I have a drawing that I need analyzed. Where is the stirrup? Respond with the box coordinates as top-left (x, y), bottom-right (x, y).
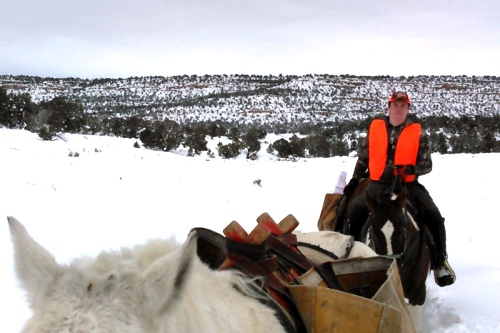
top-left (433, 259), bottom-right (456, 287)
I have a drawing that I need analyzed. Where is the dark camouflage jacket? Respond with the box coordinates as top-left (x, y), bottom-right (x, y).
top-left (352, 114), bottom-right (432, 182)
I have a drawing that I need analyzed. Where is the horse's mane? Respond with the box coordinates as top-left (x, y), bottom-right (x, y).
top-left (68, 237), bottom-right (265, 301)
top-left (70, 238), bottom-right (178, 277)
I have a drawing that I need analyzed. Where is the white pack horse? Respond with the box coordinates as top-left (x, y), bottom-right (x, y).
top-left (8, 216), bottom-right (375, 333)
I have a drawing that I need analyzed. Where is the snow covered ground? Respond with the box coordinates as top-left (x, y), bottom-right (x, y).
top-left (1, 128), bottom-right (499, 332)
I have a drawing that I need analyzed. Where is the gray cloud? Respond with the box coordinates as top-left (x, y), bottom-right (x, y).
top-left (1, 0), bottom-right (498, 78)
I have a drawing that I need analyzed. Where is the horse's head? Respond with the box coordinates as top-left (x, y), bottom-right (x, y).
top-left (8, 216), bottom-right (197, 333)
top-left (363, 188), bottom-right (408, 256)
top-left (362, 186), bottom-right (431, 308)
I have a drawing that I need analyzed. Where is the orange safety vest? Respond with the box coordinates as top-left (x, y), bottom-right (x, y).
top-left (368, 119), bottom-right (421, 183)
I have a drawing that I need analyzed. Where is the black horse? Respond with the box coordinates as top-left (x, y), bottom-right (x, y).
top-left (360, 187), bottom-right (431, 307)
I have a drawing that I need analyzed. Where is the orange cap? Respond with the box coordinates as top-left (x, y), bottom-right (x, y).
top-left (388, 91), bottom-right (411, 104)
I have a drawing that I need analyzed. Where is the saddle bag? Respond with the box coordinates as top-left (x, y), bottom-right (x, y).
top-left (288, 256), bottom-right (416, 333)
top-left (317, 193), bottom-right (343, 231)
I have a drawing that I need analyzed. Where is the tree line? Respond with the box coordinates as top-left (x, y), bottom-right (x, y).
top-left (0, 87), bottom-right (498, 158)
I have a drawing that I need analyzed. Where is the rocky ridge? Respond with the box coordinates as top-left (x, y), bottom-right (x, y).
top-left (1, 74), bottom-right (499, 127)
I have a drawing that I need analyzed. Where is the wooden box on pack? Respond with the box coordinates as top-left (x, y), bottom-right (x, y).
top-left (288, 256), bottom-right (416, 333)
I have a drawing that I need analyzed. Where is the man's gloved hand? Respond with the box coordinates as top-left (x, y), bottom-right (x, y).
top-left (403, 165), bottom-right (416, 175)
top-left (343, 178), bottom-right (359, 197)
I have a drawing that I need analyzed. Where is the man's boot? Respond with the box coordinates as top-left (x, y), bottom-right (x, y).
top-left (434, 253), bottom-right (456, 287)
top-left (432, 218), bottom-right (456, 287)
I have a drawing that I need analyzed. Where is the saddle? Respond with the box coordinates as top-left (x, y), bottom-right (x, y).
top-left (317, 178), bottom-right (370, 233)
top-left (192, 213), bottom-right (320, 333)
top-left (191, 213), bottom-right (415, 333)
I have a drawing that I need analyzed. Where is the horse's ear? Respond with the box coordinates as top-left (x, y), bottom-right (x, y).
top-left (137, 230), bottom-right (197, 315)
top-left (364, 190), bottom-right (377, 213)
top-left (8, 216), bottom-right (63, 308)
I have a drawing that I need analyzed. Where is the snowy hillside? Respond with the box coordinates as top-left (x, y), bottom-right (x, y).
top-left (1, 127), bottom-right (499, 332)
top-left (2, 74), bottom-right (499, 126)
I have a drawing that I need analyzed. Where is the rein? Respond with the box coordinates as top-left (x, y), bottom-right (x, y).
top-left (386, 172), bottom-right (410, 262)
top-left (379, 207), bottom-right (409, 262)
top-left (383, 253), bottom-right (404, 260)
top-left (296, 237), bottom-right (355, 260)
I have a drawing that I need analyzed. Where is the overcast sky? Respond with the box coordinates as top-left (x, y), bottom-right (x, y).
top-left (1, 0), bottom-right (499, 79)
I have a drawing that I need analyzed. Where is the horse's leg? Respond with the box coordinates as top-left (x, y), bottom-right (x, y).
top-left (408, 305), bottom-right (423, 333)
top-left (346, 195), bottom-right (370, 239)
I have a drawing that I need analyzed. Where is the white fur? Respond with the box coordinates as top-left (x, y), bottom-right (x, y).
top-left (381, 221), bottom-right (395, 254)
top-left (8, 217), bottom-right (286, 333)
top-left (294, 230), bottom-right (376, 265)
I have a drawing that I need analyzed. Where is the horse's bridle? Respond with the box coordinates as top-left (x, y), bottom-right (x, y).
top-left (367, 202), bottom-right (410, 264)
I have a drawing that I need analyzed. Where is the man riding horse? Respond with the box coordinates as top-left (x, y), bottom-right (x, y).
top-left (342, 91), bottom-right (456, 287)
